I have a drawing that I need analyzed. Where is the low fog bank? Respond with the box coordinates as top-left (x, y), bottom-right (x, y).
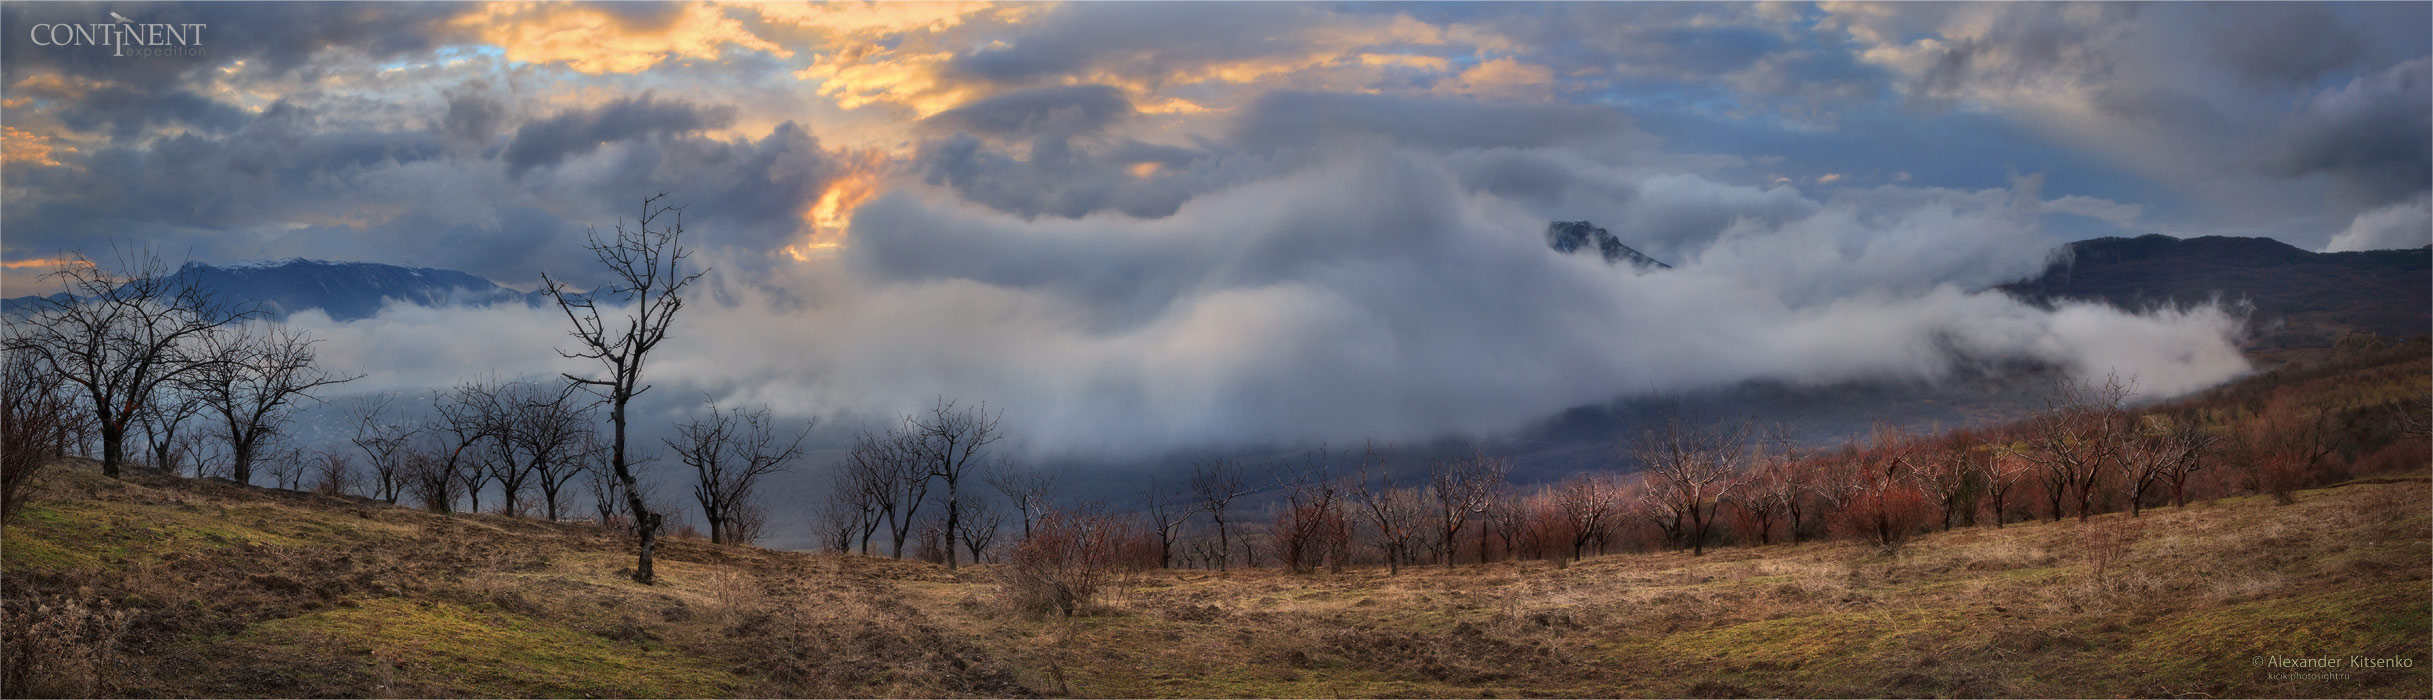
top-left (280, 145), bottom-right (2253, 549)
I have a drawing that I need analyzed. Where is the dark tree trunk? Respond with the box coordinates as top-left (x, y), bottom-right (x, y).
top-left (613, 397), bottom-right (657, 585)
top-left (100, 421), bottom-right (127, 479)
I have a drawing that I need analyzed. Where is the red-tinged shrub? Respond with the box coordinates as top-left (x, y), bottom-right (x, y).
top-left (1000, 507), bottom-right (1128, 618)
top-left (1829, 481), bottom-right (1933, 550)
top-left (2349, 438), bottom-right (2431, 478)
top-left (1724, 501), bottom-right (1776, 548)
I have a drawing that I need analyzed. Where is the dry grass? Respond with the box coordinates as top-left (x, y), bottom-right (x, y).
top-left (885, 471), bottom-right (2431, 698)
top-left (4, 458), bottom-right (2426, 698)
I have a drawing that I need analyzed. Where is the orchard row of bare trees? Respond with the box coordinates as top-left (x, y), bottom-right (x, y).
top-left (922, 366), bottom-right (2412, 582)
top-left (822, 399), bottom-right (1016, 569)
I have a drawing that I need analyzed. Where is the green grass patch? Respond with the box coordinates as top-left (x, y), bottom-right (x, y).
top-left (2130, 580), bottom-right (2431, 687)
top-left (1, 500), bottom-right (308, 573)
top-left (243, 598), bottom-right (742, 698)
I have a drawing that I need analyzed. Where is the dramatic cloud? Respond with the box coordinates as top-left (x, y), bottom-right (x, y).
top-left (2263, 57), bottom-right (2433, 210)
top-left (290, 146), bottom-right (2251, 465)
top-left (504, 94), bottom-right (740, 176)
top-left (922, 84), bottom-right (1136, 138)
top-left (10, 1), bottom-right (2424, 502)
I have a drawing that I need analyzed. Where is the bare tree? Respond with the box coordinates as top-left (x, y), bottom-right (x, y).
top-left (1731, 435), bottom-right (1798, 546)
top-left (906, 398), bottom-right (1000, 570)
top-left (428, 380), bottom-right (502, 514)
top-left (348, 394), bottom-right (421, 504)
top-left (1483, 490), bottom-right (1528, 562)
top-left (185, 323), bottom-right (359, 485)
top-left (2153, 410), bottom-right (2219, 509)
top-left (727, 501), bottom-right (772, 546)
top-left (1350, 456), bottom-right (1427, 575)
top-left (546, 193), bottom-right (706, 585)
top-left (834, 432), bottom-right (904, 555)
top-left (7, 251), bottom-right (249, 478)
top-left (2021, 374), bottom-right (2132, 521)
top-left (1833, 425), bottom-right (1924, 549)
top-left (1189, 458), bottom-right (1255, 571)
top-left (988, 465), bottom-right (1059, 539)
top-left (849, 427), bottom-right (931, 558)
top-left (506, 382), bottom-right (596, 521)
top-left (584, 437), bottom-right (631, 528)
top-left (1425, 451), bottom-right (1508, 567)
top-left (2102, 413), bottom-right (2179, 517)
top-left (308, 449), bottom-right (357, 497)
top-left (1981, 437), bottom-right (2029, 527)
top-left (1144, 480), bottom-right (1193, 569)
top-left (1273, 450), bottom-right (1351, 574)
top-left (1905, 432), bottom-right (1986, 531)
top-left (480, 382), bottom-right (538, 517)
top-left (134, 383), bottom-right (206, 475)
top-left (401, 439), bottom-right (462, 513)
top-left (958, 497), bottom-right (1005, 564)
top-left (1634, 417), bottom-right (1748, 555)
top-left (666, 401), bottom-right (808, 545)
top-left (261, 444), bottom-right (307, 490)
top-left (1, 347), bottom-right (74, 521)
top-left (818, 490), bottom-right (864, 553)
top-left (1552, 473), bottom-right (1622, 561)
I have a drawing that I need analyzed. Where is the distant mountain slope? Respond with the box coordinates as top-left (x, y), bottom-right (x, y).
top-left (2, 259), bottom-right (553, 322)
top-left (1998, 235), bottom-right (2431, 351)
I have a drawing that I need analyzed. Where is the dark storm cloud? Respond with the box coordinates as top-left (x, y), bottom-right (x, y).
top-left (4, 101), bottom-right (445, 240)
top-left (922, 84), bottom-right (1136, 138)
top-left (15, 80), bottom-right (249, 142)
top-left (2204, 4), bottom-right (2367, 87)
top-left (2262, 58), bottom-right (2432, 208)
top-left (908, 132), bottom-right (1244, 220)
top-left (582, 121), bottom-right (850, 255)
top-left (2, 79), bottom-right (853, 284)
top-left (1233, 91), bottom-right (1633, 152)
top-left (502, 94), bottom-right (740, 177)
top-left (941, 2), bottom-right (1334, 86)
top-left (441, 84), bottom-right (507, 148)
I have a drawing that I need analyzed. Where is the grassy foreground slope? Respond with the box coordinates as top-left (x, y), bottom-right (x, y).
top-left (5, 460), bottom-right (2427, 698)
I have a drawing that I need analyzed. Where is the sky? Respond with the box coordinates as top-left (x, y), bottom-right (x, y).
top-left (0, 2), bottom-right (2424, 466)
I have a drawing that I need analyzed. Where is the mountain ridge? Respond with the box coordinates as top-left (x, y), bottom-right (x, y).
top-left (2, 258), bottom-right (564, 322)
top-left (1997, 233), bottom-right (2431, 352)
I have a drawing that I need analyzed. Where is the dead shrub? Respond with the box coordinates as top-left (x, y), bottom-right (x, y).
top-left (705, 567), bottom-right (764, 622)
top-left (2075, 518), bottom-right (2142, 588)
top-left (3, 596), bottom-right (134, 697)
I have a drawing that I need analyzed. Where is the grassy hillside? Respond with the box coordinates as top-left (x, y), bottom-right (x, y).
top-left (5, 457), bottom-right (2425, 698)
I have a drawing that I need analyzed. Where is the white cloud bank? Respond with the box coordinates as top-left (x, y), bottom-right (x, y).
top-left (2324, 193), bottom-right (2433, 252)
top-left (290, 146), bottom-right (2251, 459)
